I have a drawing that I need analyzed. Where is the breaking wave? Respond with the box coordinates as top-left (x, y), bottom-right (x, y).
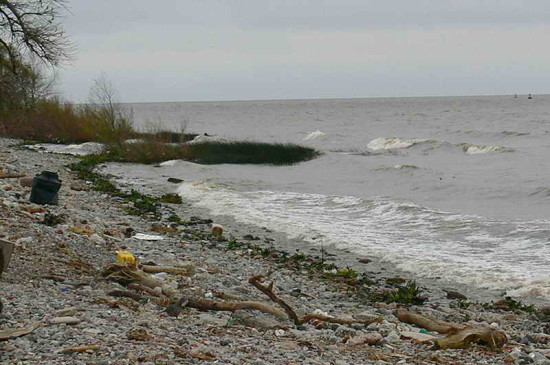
top-left (177, 182), bottom-right (550, 300)
top-left (303, 130), bottom-right (327, 140)
top-left (459, 143), bottom-right (514, 154)
top-left (367, 137), bottom-right (514, 155)
top-left (367, 137), bottom-right (438, 151)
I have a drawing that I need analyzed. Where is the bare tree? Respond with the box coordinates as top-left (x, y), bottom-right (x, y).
top-left (0, 0), bottom-right (72, 68)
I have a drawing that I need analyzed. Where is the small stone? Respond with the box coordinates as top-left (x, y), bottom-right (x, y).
top-left (89, 234), bottom-right (105, 244)
top-left (347, 332), bottom-right (383, 346)
top-left (167, 177), bottom-right (184, 183)
top-left (384, 331), bottom-right (401, 343)
top-left (19, 176), bottom-right (33, 187)
top-left (445, 290), bottom-right (467, 301)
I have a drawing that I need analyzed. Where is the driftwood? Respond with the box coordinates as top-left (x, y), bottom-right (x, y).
top-left (59, 345), bottom-right (101, 354)
top-left (140, 265), bottom-right (191, 276)
top-left (101, 264), bottom-right (176, 297)
top-left (101, 265), bottom-right (382, 326)
top-left (107, 289), bottom-right (287, 318)
top-left (435, 326), bottom-right (508, 349)
top-left (186, 297), bottom-right (287, 319)
top-left (249, 275), bottom-right (382, 326)
top-left (396, 309), bottom-right (507, 349)
top-left (0, 322), bottom-right (42, 341)
top-left (0, 173), bottom-right (25, 179)
top-left (396, 309), bottom-right (465, 334)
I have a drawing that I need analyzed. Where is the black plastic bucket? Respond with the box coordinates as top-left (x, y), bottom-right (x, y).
top-left (29, 171), bottom-right (62, 205)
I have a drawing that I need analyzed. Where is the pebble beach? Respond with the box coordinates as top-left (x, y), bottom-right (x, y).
top-left (1, 137), bottom-right (549, 365)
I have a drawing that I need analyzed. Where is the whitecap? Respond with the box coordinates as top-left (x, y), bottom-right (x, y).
top-left (24, 142), bottom-right (105, 156)
top-left (460, 143), bottom-right (514, 154)
top-left (303, 130), bottom-right (327, 140)
top-left (367, 137), bottom-right (435, 151)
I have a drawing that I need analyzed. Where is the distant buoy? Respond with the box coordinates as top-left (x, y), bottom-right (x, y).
top-left (528, 94), bottom-right (533, 100)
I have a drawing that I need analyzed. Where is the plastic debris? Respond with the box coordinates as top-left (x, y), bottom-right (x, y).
top-left (117, 251), bottom-right (137, 264)
top-left (133, 233), bottom-right (163, 241)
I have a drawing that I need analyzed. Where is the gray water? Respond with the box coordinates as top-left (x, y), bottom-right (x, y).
top-left (119, 95), bottom-right (550, 300)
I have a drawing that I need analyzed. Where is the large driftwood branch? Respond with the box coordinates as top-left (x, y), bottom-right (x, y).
top-left (396, 309), bottom-right (465, 334)
top-left (249, 275), bottom-right (300, 324)
top-left (396, 309), bottom-right (507, 349)
top-left (101, 264), bottom-right (176, 297)
top-left (186, 297), bottom-right (287, 319)
top-left (106, 284), bottom-right (287, 318)
top-left (140, 265), bottom-right (191, 276)
top-left (249, 274), bottom-right (382, 326)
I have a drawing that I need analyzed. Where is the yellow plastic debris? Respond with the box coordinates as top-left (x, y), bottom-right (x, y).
top-left (117, 250), bottom-right (137, 264)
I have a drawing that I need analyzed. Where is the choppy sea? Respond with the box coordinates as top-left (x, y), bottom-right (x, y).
top-left (117, 95), bottom-right (550, 301)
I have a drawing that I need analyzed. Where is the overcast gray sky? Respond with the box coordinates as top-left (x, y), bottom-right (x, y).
top-left (59, 0), bottom-right (550, 102)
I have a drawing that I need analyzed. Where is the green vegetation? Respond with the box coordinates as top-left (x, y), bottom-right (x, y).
top-left (387, 280), bottom-right (427, 305)
top-left (367, 280), bottom-right (427, 305)
top-left (1, 2), bottom-right (319, 167)
top-left (69, 157), bottom-right (181, 217)
top-left (187, 141), bottom-right (320, 166)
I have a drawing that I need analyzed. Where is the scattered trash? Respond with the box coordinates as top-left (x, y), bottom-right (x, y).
top-left (117, 250), bottom-right (137, 264)
top-left (133, 233), bottom-right (163, 241)
top-left (29, 171), bottom-right (62, 205)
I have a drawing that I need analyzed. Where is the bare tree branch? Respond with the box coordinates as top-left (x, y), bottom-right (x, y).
top-left (0, 0), bottom-right (73, 67)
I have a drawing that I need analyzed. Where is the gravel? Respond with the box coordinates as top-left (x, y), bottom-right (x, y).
top-left (1, 137), bottom-right (549, 364)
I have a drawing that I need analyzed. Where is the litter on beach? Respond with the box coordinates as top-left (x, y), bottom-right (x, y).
top-left (133, 233), bottom-right (164, 241)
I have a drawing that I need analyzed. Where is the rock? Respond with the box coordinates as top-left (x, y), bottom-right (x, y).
top-left (89, 233), bottom-right (106, 244)
top-left (444, 290), bottom-right (467, 300)
top-left (42, 213), bottom-right (66, 226)
top-left (536, 306), bottom-right (550, 322)
top-left (190, 216), bottom-right (213, 224)
top-left (233, 311), bottom-right (285, 331)
top-left (529, 352), bottom-right (550, 365)
top-left (19, 176), bottom-right (33, 187)
top-left (167, 177), bottom-right (184, 183)
top-left (126, 328), bottom-right (153, 341)
top-left (165, 297), bottom-right (188, 317)
top-left (384, 331), bottom-right (401, 343)
top-left (347, 332), bottom-right (383, 346)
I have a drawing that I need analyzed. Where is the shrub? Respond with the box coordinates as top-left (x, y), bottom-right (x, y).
top-left (187, 141), bottom-right (320, 165)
